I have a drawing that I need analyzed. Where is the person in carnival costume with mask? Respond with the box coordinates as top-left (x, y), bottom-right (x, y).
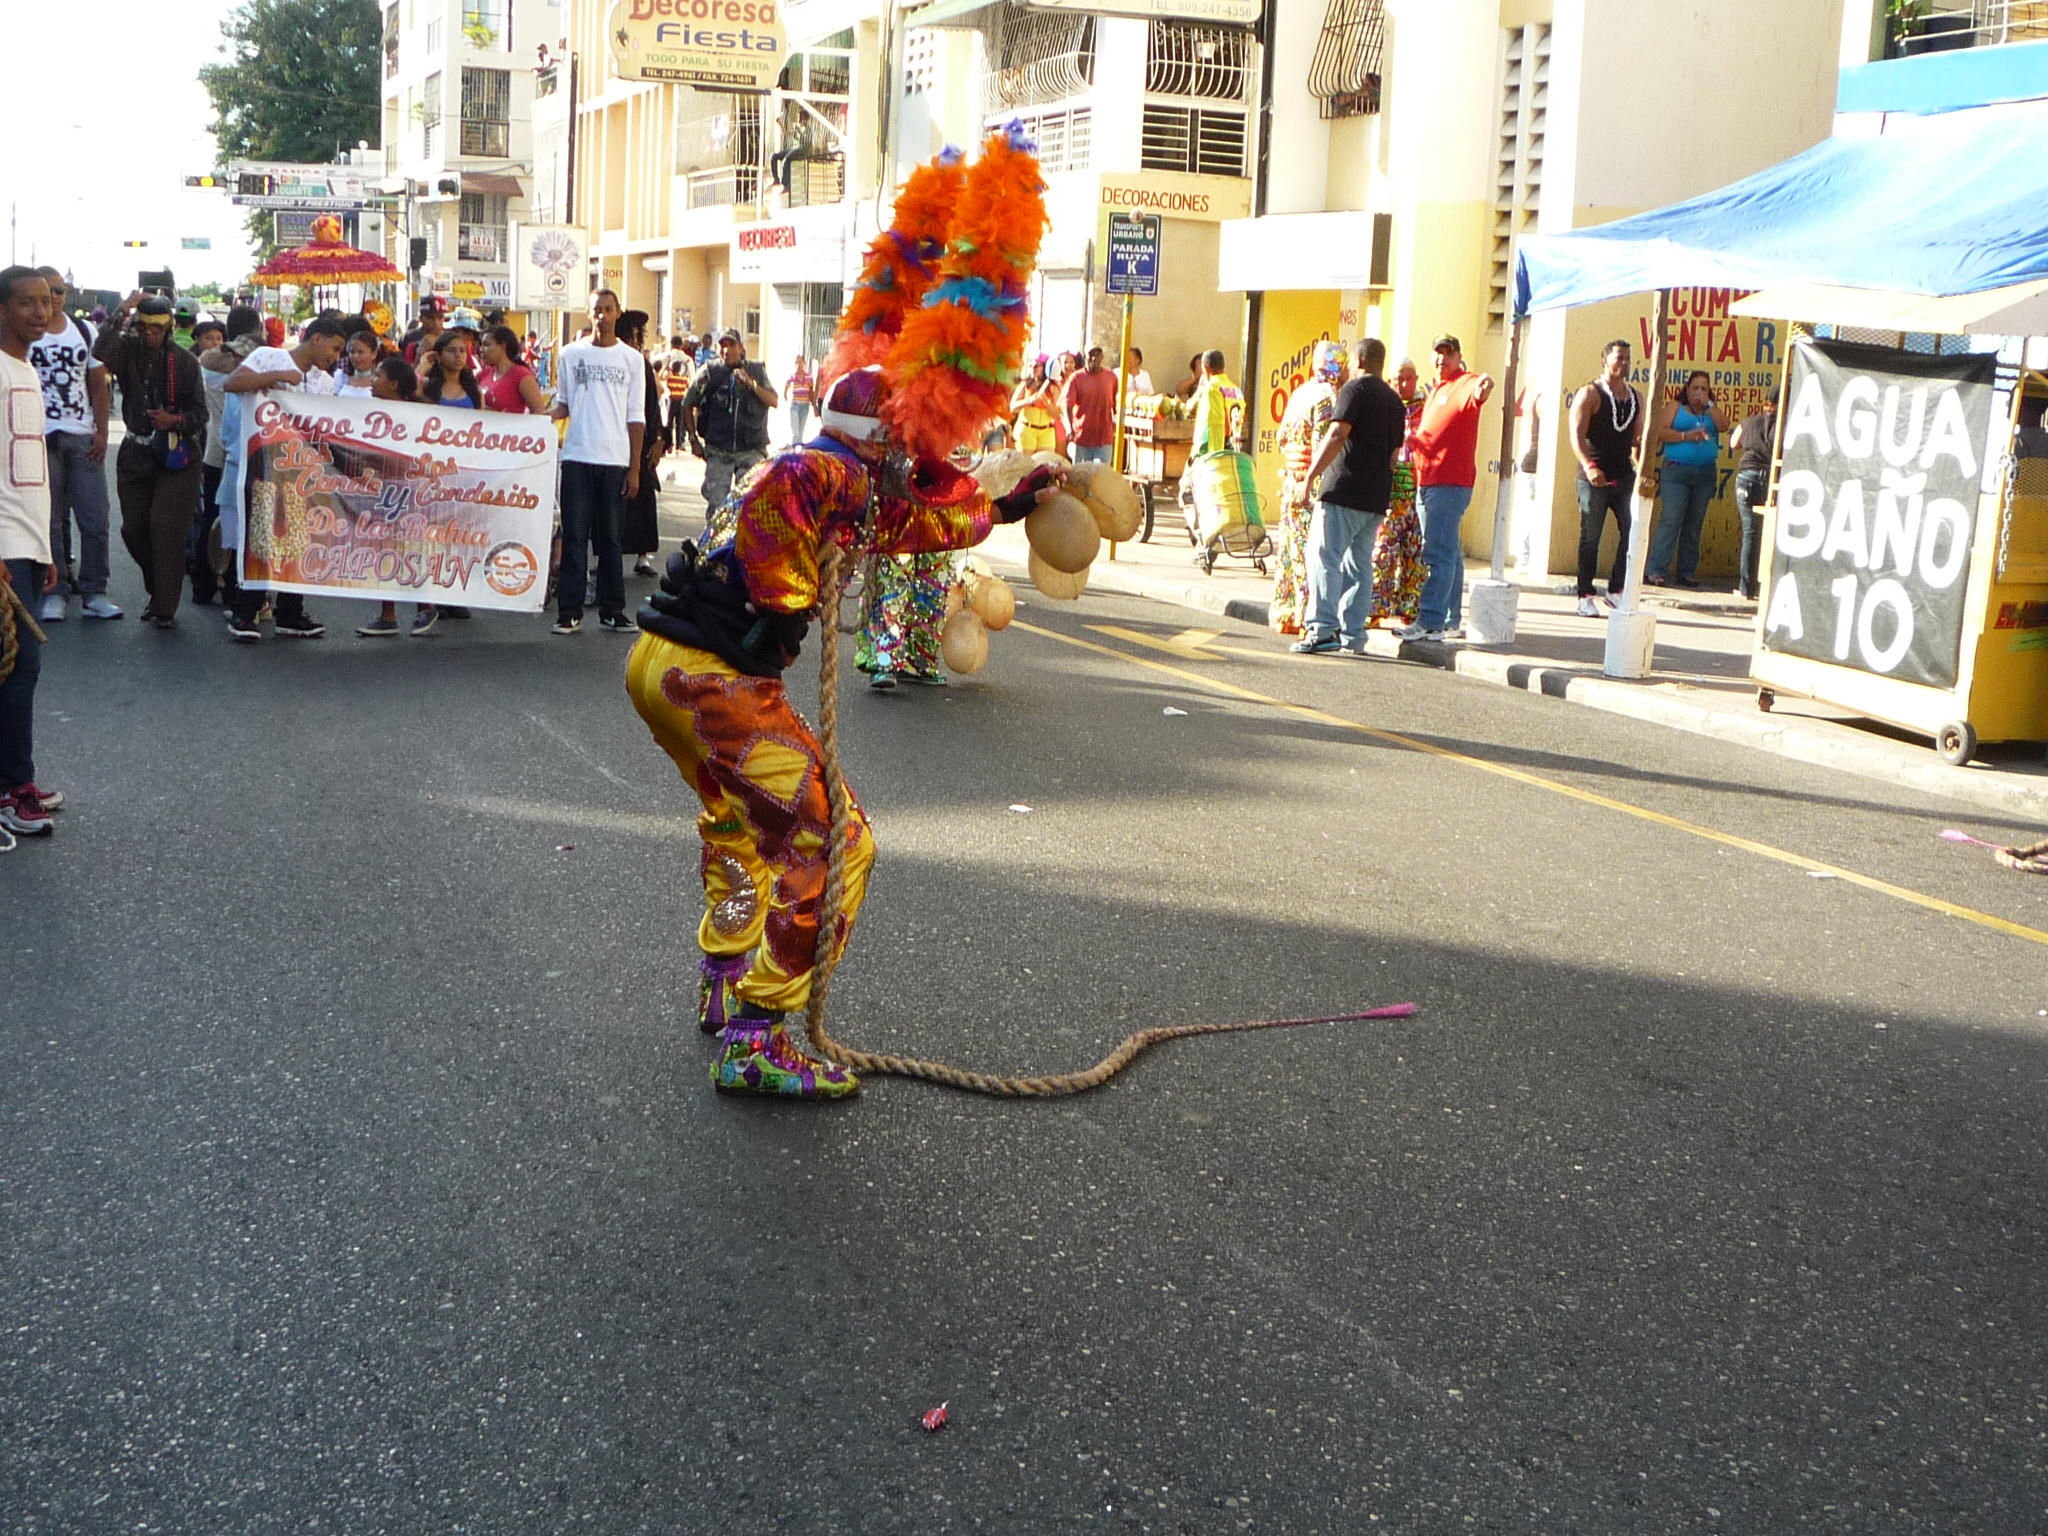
top-left (627, 127), bottom-right (1061, 1100)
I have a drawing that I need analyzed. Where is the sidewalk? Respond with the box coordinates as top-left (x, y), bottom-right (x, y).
top-left (976, 518), bottom-right (2048, 824)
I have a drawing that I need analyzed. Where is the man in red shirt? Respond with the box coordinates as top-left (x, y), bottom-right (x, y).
top-left (1060, 345), bottom-right (1120, 465)
top-left (1398, 334), bottom-right (1494, 641)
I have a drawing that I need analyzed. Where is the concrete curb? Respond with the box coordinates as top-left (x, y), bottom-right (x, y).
top-left (997, 547), bottom-right (2048, 826)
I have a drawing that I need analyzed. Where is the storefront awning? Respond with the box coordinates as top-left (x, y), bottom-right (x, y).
top-left (906, 0), bottom-right (1003, 27)
top-left (1729, 277), bottom-right (2048, 335)
top-left (1216, 211), bottom-right (1388, 292)
top-left (463, 171), bottom-right (525, 198)
top-left (1514, 100), bottom-right (2048, 319)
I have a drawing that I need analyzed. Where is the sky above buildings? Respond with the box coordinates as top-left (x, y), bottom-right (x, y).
top-left (0, 0), bottom-right (262, 293)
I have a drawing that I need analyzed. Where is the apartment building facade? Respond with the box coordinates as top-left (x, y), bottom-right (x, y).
top-left (546, 0), bottom-right (1848, 576)
top-left (379, 0), bottom-right (558, 323)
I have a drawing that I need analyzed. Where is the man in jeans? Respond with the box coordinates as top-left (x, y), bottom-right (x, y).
top-left (27, 268), bottom-right (120, 622)
top-left (1060, 345), bottom-right (1119, 465)
top-left (1568, 340), bottom-right (1644, 615)
top-left (1729, 391), bottom-right (1777, 601)
top-left (0, 266), bottom-right (61, 844)
top-left (550, 288), bottom-right (644, 634)
top-left (682, 327), bottom-right (775, 513)
top-left (1290, 337), bottom-right (1408, 656)
top-left (1398, 335), bottom-right (1494, 642)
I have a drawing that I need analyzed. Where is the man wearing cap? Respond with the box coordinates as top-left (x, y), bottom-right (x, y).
top-left (95, 292), bottom-right (208, 628)
top-left (680, 328), bottom-right (776, 514)
top-left (1398, 334), bottom-right (1495, 642)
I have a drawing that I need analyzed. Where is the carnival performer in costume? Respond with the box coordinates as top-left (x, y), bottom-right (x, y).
top-left (626, 127), bottom-right (1056, 1101)
top-left (1372, 356), bottom-right (1429, 626)
top-left (1269, 341), bottom-right (1346, 636)
top-left (856, 550), bottom-right (955, 690)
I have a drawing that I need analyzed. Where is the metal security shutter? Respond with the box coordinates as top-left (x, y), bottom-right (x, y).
top-left (1140, 105), bottom-right (1246, 177)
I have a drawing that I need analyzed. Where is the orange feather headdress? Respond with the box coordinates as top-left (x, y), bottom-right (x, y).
top-left (821, 147), bottom-right (966, 389)
top-left (881, 123), bottom-right (1049, 463)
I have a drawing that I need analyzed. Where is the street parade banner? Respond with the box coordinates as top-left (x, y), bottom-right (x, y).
top-left (239, 391), bottom-right (556, 610)
top-left (1763, 339), bottom-right (1996, 690)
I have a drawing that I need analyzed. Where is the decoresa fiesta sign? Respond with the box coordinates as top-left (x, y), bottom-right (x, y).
top-left (608, 0), bottom-right (785, 92)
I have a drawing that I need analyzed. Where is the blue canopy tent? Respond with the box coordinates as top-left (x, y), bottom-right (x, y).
top-left (1473, 99), bottom-right (2048, 672)
top-left (1513, 99), bottom-right (2048, 319)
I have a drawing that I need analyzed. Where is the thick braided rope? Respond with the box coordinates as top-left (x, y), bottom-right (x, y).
top-left (800, 542), bottom-right (1418, 1096)
top-left (1996, 838), bottom-right (2048, 875)
top-left (0, 578), bottom-right (49, 685)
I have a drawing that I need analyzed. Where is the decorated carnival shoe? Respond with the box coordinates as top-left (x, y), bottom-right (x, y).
top-left (697, 951), bottom-right (751, 1034)
top-left (710, 1014), bottom-right (861, 1099)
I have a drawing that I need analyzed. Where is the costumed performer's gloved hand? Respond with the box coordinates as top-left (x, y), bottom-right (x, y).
top-left (995, 464), bottom-right (1066, 523)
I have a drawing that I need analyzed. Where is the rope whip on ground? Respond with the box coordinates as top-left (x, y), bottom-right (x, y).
top-left (1997, 838), bottom-right (2048, 875)
top-left (800, 541), bottom-right (1417, 1096)
top-left (0, 578), bottom-right (48, 686)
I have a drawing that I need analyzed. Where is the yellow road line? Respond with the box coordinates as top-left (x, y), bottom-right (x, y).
top-left (1012, 618), bottom-right (2048, 951)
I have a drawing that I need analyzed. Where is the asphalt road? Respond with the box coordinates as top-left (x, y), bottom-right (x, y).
top-left (6, 485), bottom-right (2048, 1533)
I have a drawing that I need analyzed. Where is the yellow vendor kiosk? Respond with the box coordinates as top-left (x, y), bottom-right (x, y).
top-left (1750, 339), bottom-right (2048, 764)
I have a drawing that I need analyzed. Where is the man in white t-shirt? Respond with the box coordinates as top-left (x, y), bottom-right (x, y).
top-left (0, 266), bottom-right (61, 844)
top-left (220, 315), bottom-right (350, 641)
top-left (28, 267), bottom-right (119, 622)
top-left (548, 288), bottom-right (645, 634)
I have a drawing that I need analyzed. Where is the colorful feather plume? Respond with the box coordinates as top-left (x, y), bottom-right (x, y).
top-left (821, 148), bottom-right (965, 388)
top-left (882, 123), bottom-right (1049, 463)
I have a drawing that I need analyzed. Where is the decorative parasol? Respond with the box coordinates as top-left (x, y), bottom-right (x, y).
top-left (249, 215), bottom-right (404, 287)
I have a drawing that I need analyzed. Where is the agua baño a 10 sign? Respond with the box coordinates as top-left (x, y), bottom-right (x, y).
top-left (1762, 340), bottom-right (1997, 691)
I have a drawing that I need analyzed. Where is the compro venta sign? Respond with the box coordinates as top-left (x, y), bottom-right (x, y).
top-left (1763, 339), bottom-right (1995, 690)
top-left (608, 0), bottom-right (785, 92)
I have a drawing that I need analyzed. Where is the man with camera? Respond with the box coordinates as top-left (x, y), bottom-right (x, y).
top-left (93, 293), bottom-right (207, 629)
top-left (680, 327), bottom-right (776, 514)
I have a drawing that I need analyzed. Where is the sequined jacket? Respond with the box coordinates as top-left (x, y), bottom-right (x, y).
top-left (706, 437), bottom-right (995, 615)
top-left (640, 437), bottom-right (997, 676)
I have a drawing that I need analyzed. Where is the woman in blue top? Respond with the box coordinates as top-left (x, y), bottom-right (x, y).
top-left (1646, 369), bottom-right (1731, 589)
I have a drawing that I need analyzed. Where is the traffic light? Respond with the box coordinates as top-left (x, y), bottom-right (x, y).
top-left (183, 173), bottom-right (224, 189)
top-left (409, 237), bottom-right (428, 272)
top-left (122, 240), bottom-right (148, 248)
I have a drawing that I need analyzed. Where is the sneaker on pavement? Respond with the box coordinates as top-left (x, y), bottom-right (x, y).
top-left (0, 786), bottom-right (55, 836)
top-left (551, 615), bottom-right (582, 635)
top-left (711, 1016), bottom-right (860, 1099)
top-left (273, 612), bottom-right (326, 639)
top-left (632, 558), bottom-right (657, 577)
top-left (1392, 622), bottom-right (1430, 640)
top-left (1289, 633), bottom-right (1341, 654)
top-left (904, 669), bottom-right (948, 686)
top-left (0, 824), bottom-right (14, 853)
top-left (410, 607), bottom-right (439, 637)
top-left (1576, 595), bottom-right (1601, 617)
top-left (20, 783), bottom-right (62, 811)
top-left (226, 613), bottom-right (262, 642)
top-left (81, 595), bottom-right (123, 620)
top-left (1600, 591), bottom-right (1621, 610)
top-left (868, 670), bottom-right (897, 692)
top-left (39, 593), bottom-right (64, 623)
top-left (599, 613), bottom-right (638, 633)
top-left (356, 616), bottom-right (400, 637)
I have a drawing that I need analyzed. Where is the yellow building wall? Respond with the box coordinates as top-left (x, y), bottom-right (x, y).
top-left (1249, 290), bottom-right (1342, 517)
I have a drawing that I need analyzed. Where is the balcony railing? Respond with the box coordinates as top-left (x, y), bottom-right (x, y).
top-left (1894, 0), bottom-right (2048, 55)
top-left (686, 166), bottom-right (760, 209)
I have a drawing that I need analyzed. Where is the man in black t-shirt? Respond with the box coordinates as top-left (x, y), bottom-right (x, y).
top-left (1290, 337), bottom-right (1408, 655)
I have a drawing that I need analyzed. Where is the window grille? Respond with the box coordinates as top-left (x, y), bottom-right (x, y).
top-left (981, 6), bottom-right (1095, 113)
top-left (1307, 0), bottom-right (1384, 118)
top-left (458, 194), bottom-right (508, 261)
top-left (383, 4), bottom-right (400, 78)
top-left (675, 94), bottom-right (763, 174)
top-left (993, 107), bottom-right (1092, 173)
top-left (1140, 104), bottom-right (1246, 177)
top-left (422, 72), bottom-right (442, 157)
top-left (1145, 21), bottom-right (1251, 100)
top-left (460, 68), bottom-right (511, 157)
